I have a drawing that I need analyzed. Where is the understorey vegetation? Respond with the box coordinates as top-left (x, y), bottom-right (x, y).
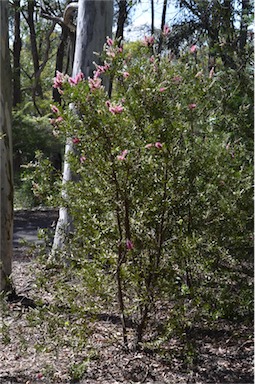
top-left (24, 37), bottom-right (253, 349)
top-left (1, 31), bottom-right (253, 384)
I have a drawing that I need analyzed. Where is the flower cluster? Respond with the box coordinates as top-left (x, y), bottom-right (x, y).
top-left (53, 71), bottom-right (65, 90)
top-left (145, 142), bottom-right (163, 149)
top-left (94, 62), bottom-right (110, 79)
top-left (53, 70), bottom-right (84, 93)
top-left (88, 76), bottom-right (102, 91)
top-left (126, 239), bottom-right (134, 250)
top-left (106, 100), bottom-right (124, 115)
top-left (72, 137), bottom-right (80, 144)
top-left (51, 105), bottom-right (60, 114)
top-left (68, 71), bottom-right (84, 86)
top-left (190, 45), bottom-right (197, 54)
top-left (162, 24), bottom-right (170, 37)
top-left (143, 35), bottom-right (155, 47)
top-left (87, 61), bottom-right (111, 91)
top-left (117, 149), bottom-right (128, 161)
top-left (188, 103), bottom-right (197, 110)
top-left (105, 36), bottom-right (123, 58)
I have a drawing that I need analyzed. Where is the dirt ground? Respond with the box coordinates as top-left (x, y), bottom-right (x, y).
top-left (0, 209), bottom-right (253, 384)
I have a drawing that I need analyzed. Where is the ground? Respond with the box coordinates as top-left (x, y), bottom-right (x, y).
top-left (0, 209), bottom-right (253, 383)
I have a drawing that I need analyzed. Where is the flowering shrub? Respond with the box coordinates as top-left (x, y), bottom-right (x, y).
top-left (43, 37), bottom-right (253, 347)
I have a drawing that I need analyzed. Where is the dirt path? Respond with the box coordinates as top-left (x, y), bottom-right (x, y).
top-left (13, 208), bottom-right (58, 252)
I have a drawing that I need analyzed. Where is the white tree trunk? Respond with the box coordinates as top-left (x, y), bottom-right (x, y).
top-left (0, 1), bottom-right (13, 291)
top-left (52, 0), bottom-right (113, 256)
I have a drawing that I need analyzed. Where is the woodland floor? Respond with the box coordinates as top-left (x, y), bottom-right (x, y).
top-left (0, 209), bottom-right (253, 384)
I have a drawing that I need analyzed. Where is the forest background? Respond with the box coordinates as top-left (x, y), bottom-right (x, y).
top-left (0, 0), bottom-right (254, 383)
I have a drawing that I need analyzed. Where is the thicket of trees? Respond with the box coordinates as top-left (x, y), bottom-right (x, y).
top-left (0, 0), bottom-right (253, 375)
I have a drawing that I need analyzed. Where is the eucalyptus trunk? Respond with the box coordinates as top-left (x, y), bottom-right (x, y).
top-left (52, 0), bottom-right (113, 255)
top-left (0, 0), bottom-right (13, 292)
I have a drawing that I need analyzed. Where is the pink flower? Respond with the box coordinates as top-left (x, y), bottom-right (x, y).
top-left (106, 101), bottom-right (124, 114)
top-left (143, 35), bottom-right (155, 47)
top-left (107, 37), bottom-right (114, 46)
top-left (80, 155), bottom-right (86, 163)
top-left (53, 71), bottom-right (64, 89)
top-left (110, 105), bottom-right (124, 114)
top-left (56, 116), bottom-right (63, 123)
top-left (149, 56), bottom-right (155, 63)
top-left (51, 105), bottom-right (59, 114)
top-left (68, 77), bottom-right (77, 86)
top-left (88, 77), bottom-right (102, 91)
top-left (117, 149), bottom-right (128, 161)
top-left (190, 45), bottom-right (197, 54)
top-left (103, 62), bottom-right (110, 71)
top-left (94, 62), bottom-right (110, 78)
top-left (145, 143), bottom-right (153, 149)
top-left (93, 69), bottom-right (101, 79)
top-left (163, 24), bottom-right (170, 36)
top-left (155, 142), bottom-right (163, 149)
top-left (68, 71), bottom-right (84, 86)
top-left (188, 103), bottom-right (197, 110)
top-left (126, 239), bottom-right (134, 251)
top-left (72, 137), bottom-right (80, 144)
top-left (123, 71), bottom-right (130, 79)
top-left (159, 87), bottom-right (167, 92)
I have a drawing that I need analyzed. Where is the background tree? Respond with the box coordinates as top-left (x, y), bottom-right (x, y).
top-left (52, 0), bottom-right (113, 253)
top-left (13, 0), bottom-right (22, 107)
top-left (0, 0), bottom-right (13, 292)
top-left (22, 0), bottom-right (44, 100)
top-left (168, 0), bottom-right (253, 70)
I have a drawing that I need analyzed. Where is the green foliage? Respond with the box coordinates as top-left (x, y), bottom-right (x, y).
top-left (21, 150), bottom-right (61, 207)
top-left (69, 360), bottom-right (89, 382)
top-left (12, 102), bottom-right (63, 208)
top-left (37, 38), bottom-right (253, 347)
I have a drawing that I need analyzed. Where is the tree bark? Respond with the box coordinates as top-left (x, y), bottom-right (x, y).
top-left (53, 25), bottom-right (75, 103)
top-left (158, 0), bottom-right (167, 54)
top-left (73, 0), bottom-right (113, 79)
top-left (115, 0), bottom-right (127, 41)
top-left (13, 0), bottom-right (22, 107)
top-left (52, 0), bottom-right (113, 255)
top-left (26, 0), bottom-right (43, 98)
top-left (151, 0), bottom-right (155, 35)
top-left (0, 0), bottom-right (13, 292)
